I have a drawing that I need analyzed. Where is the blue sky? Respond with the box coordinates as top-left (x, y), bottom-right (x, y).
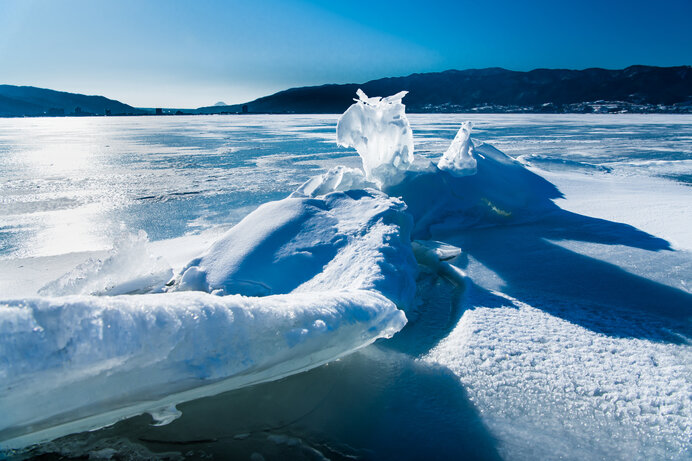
top-left (0, 0), bottom-right (690, 108)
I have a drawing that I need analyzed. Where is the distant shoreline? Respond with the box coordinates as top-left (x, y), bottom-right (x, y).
top-left (3, 109), bottom-right (692, 119)
top-left (3, 65), bottom-right (691, 118)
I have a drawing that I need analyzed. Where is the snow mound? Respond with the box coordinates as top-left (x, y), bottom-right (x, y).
top-left (169, 189), bottom-right (417, 309)
top-left (384, 142), bottom-right (563, 239)
top-left (336, 89), bottom-right (414, 187)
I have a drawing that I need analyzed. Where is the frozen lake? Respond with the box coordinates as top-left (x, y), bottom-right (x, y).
top-left (0, 114), bottom-right (690, 460)
top-left (2, 114), bottom-right (691, 260)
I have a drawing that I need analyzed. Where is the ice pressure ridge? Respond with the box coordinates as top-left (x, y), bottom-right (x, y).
top-left (0, 188), bottom-right (415, 449)
top-left (0, 89), bottom-right (541, 449)
top-left (305, 90), bottom-right (562, 239)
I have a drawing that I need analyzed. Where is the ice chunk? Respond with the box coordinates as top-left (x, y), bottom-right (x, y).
top-left (336, 89), bottom-right (414, 187)
top-left (0, 289), bottom-right (406, 448)
top-left (411, 240), bottom-right (466, 286)
top-left (148, 404), bottom-right (182, 427)
top-left (438, 122), bottom-right (477, 176)
top-left (412, 240), bottom-right (462, 264)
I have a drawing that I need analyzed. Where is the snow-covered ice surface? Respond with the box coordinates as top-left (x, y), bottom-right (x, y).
top-left (0, 107), bottom-right (690, 460)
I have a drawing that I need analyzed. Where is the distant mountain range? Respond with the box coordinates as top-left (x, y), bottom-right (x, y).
top-left (0, 85), bottom-right (143, 117)
top-left (197, 65), bottom-right (692, 114)
top-left (1, 65), bottom-right (691, 117)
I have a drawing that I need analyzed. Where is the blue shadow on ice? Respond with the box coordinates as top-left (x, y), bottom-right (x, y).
top-left (388, 143), bottom-right (690, 344)
top-left (21, 348), bottom-right (502, 461)
top-left (451, 222), bottom-right (691, 343)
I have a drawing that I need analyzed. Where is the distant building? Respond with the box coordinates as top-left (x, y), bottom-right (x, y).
top-left (242, 105), bottom-right (248, 113)
top-left (105, 109), bottom-right (112, 116)
top-left (155, 108), bottom-right (163, 115)
top-left (74, 107), bottom-right (82, 114)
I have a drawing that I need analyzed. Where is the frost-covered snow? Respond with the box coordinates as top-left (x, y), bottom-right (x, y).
top-left (424, 289), bottom-right (691, 460)
top-left (0, 95), bottom-right (690, 460)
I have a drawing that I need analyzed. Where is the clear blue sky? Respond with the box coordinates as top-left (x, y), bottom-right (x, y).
top-left (1, 0), bottom-right (690, 108)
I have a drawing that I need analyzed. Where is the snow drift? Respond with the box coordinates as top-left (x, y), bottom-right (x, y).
top-left (168, 189), bottom-right (416, 308)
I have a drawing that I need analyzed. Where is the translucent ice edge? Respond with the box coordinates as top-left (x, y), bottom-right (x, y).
top-left (39, 230), bottom-right (173, 297)
top-left (0, 289), bottom-right (405, 449)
